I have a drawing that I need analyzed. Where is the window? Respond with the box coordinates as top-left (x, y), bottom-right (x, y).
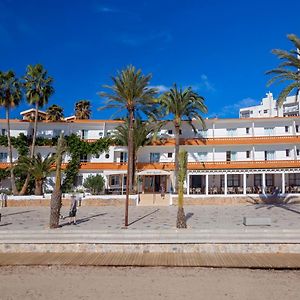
top-left (285, 126), bottom-right (289, 133)
top-left (197, 152), bottom-right (207, 161)
top-left (265, 151), bottom-right (275, 161)
top-left (286, 149), bottom-right (290, 157)
top-left (198, 129), bottom-right (208, 138)
top-left (179, 129), bottom-right (182, 135)
top-left (297, 149), bottom-right (300, 156)
top-left (167, 153), bottom-right (173, 158)
top-left (150, 153), bottom-right (160, 163)
top-left (105, 153), bottom-right (110, 159)
top-left (110, 175), bottom-right (120, 186)
top-left (264, 109), bottom-right (268, 114)
top-left (227, 128), bottom-right (237, 137)
top-left (227, 174), bottom-right (240, 187)
top-left (264, 127), bottom-right (274, 136)
top-left (1, 129), bottom-right (7, 136)
top-left (266, 174), bottom-right (274, 186)
top-left (75, 175), bottom-right (83, 186)
top-left (246, 150), bottom-right (251, 159)
top-left (99, 131), bottom-right (104, 137)
top-left (246, 127), bottom-right (250, 134)
top-left (254, 174), bottom-right (262, 187)
top-left (120, 152), bottom-right (127, 162)
top-left (289, 173), bottom-right (300, 186)
top-left (80, 154), bottom-right (88, 162)
top-left (296, 125), bottom-right (299, 133)
top-left (168, 129), bottom-right (173, 135)
top-left (81, 130), bottom-right (88, 139)
top-left (0, 152), bottom-right (8, 162)
top-left (95, 154), bottom-right (100, 159)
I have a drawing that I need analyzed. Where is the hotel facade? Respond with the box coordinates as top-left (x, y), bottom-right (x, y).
top-left (1, 105), bottom-right (300, 204)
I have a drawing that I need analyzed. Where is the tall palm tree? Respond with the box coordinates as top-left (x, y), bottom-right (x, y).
top-left (266, 34), bottom-right (300, 106)
top-left (75, 100), bottom-right (91, 119)
top-left (158, 84), bottom-right (207, 193)
top-left (20, 64), bottom-right (54, 195)
top-left (17, 153), bottom-right (55, 195)
top-left (46, 104), bottom-right (64, 121)
top-left (50, 133), bottom-right (67, 229)
top-left (99, 65), bottom-right (157, 227)
top-left (0, 70), bottom-right (22, 195)
top-left (113, 118), bottom-right (162, 192)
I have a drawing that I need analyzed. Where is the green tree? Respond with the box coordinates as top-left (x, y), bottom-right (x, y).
top-left (75, 100), bottom-right (91, 119)
top-left (17, 153), bottom-right (55, 195)
top-left (20, 64), bottom-right (54, 195)
top-left (113, 118), bottom-right (162, 191)
top-left (46, 104), bottom-right (64, 121)
top-left (83, 174), bottom-right (105, 195)
top-left (177, 150), bottom-right (188, 228)
top-left (0, 70), bottom-right (22, 195)
top-left (266, 34), bottom-right (300, 106)
top-left (100, 65), bottom-right (157, 226)
top-left (158, 84), bottom-right (207, 193)
top-left (50, 134), bottom-right (67, 229)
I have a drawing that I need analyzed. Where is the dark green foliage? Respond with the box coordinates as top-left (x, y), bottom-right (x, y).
top-left (83, 174), bottom-right (105, 195)
top-left (0, 169), bottom-right (9, 181)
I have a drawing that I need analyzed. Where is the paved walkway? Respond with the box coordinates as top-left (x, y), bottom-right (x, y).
top-left (0, 252), bottom-right (300, 268)
top-left (1, 204), bottom-right (300, 231)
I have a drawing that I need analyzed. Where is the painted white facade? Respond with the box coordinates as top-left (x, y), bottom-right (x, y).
top-left (239, 93), bottom-right (300, 118)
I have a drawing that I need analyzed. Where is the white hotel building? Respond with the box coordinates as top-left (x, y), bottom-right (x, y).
top-left (1, 103), bottom-right (300, 203)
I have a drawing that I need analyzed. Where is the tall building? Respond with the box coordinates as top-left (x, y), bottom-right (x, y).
top-left (239, 93), bottom-right (300, 118)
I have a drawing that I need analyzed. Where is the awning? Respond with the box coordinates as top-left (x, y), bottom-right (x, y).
top-left (103, 170), bottom-right (127, 175)
top-left (137, 169), bottom-right (171, 176)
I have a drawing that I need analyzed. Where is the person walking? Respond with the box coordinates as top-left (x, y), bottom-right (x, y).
top-left (68, 195), bottom-right (78, 225)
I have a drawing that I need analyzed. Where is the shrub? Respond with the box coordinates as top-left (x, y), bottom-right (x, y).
top-left (83, 174), bottom-right (105, 195)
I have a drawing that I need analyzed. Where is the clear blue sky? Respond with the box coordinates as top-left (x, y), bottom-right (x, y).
top-left (0, 0), bottom-right (299, 120)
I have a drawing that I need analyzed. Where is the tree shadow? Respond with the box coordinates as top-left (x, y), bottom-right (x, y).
top-left (59, 213), bottom-right (107, 227)
top-left (246, 193), bottom-right (300, 215)
top-left (185, 212), bottom-right (194, 222)
top-left (0, 222), bottom-right (13, 227)
top-left (1, 210), bottom-right (35, 217)
top-left (128, 209), bottom-right (160, 226)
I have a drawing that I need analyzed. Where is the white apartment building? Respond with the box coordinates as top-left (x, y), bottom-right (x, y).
top-left (1, 110), bottom-right (300, 203)
top-left (239, 93), bottom-right (300, 118)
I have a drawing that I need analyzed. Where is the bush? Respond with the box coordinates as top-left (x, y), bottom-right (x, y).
top-left (83, 174), bottom-right (105, 195)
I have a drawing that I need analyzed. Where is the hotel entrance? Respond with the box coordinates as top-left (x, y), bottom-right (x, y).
top-left (143, 175), bottom-right (167, 193)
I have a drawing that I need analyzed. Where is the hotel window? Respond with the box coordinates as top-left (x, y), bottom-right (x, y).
top-left (150, 153), bottom-right (160, 163)
top-left (179, 129), bottom-right (182, 135)
top-left (285, 126), bottom-right (289, 133)
top-left (264, 109), bottom-right (268, 114)
top-left (288, 173), bottom-right (300, 186)
top-left (254, 174), bottom-right (262, 187)
top-left (297, 149), bottom-right (300, 156)
top-left (266, 174), bottom-right (274, 186)
top-left (120, 152), bottom-right (127, 163)
top-left (197, 152), bottom-right (207, 161)
top-left (264, 127), bottom-right (274, 136)
top-left (110, 175), bottom-right (120, 186)
top-left (99, 131), bottom-right (104, 137)
top-left (80, 154), bottom-right (88, 162)
top-left (0, 152), bottom-right (8, 162)
top-left (167, 153), bottom-right (173, 158)
top-left (226, 128), bottom-right (237, 137)
top-left (296, 125), bottom-right (299, 133)
top-left (105, 153), bottom-right (110, 159)
top-left (74, 175), bottom-right (83, 186)
top-left (81, 130), bottom-right (88, 139)
top-left (227, 174), bottom-right (240, 187)
top-left (168, 130), bottom-right (173, 135)
top-left (1, 129), bottom-right (7, 136)
top-left (246, 127), bottom-right (250, 134)
top-left (264, 151), bottom-right (275, 161)
top-left (286, 149), bottom-right (290, 157)
top-left (246, 150), bottom-right (251, 159)
top-left (226, 151), bottom-right (231, 161)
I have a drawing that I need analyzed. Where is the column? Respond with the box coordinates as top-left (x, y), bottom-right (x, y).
top-left (212, 147), bottom-right (215, 161)
top-left (282, 172), bottom-right (285, 194)
top-left (262, 172), bottom-right (266, 194)
top-left (252, 121), bottom-right (255, 137)
top-left (224, 173), bottom-right (228, 195)
top-left (187, 173), bottom-right (190, 195)
top-left (294, 145), bottom-right (297, 160)
top-left (243, 173), bottom-right (247, 195)
top-left (205, 174), bottom-right (209, 195)
top-left (121, 174), bottom-right (124, 195)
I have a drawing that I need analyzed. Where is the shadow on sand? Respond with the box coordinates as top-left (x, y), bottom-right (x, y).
top-left (60, 213), bottom-right (107, 227)
top-left (128, 209), bottom-right (160, 226)
top-left (1, 210), bottom-right (36, 217)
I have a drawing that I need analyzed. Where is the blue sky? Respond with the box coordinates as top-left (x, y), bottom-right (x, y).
top-left (0, 0), bottom-right (300, 120)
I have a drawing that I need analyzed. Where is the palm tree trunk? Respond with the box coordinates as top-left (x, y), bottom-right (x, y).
top-left (131, 147), bottom-right (136, 193)
top-left (19, 102), bottom-right (39, 195)
top-left (177, 184), bottom-right (187, 228)
top-left (50, 143), bottom-right (63, 229)
top-left (6, 108), bottom-right (18, 195)
top-left (125, 109), bottom-right (134, 227)
top-left (174, 124), bottom-right (180, 193)
top-left (34, 180), bottom-right (43, 195)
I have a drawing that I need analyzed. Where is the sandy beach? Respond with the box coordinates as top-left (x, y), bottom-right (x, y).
top-left (0, 266), bottom-right (299, 300)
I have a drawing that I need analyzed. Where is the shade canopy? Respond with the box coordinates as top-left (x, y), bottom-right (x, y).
top-left (137, 169), bottom-right (171, 176)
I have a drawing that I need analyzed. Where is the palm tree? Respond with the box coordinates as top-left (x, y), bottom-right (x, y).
top-left (50, 133), bottom-right (67, 229)
top-left (0, 70), bottom-right (22, 195)
top-left (46, 104), bottom-right (64, 121)
top-left (20, 64), bottom-right (54, 195)
top-left (158, 84), bottom-right (207, 193)
top-left (99, 65), bottom-right (157, 227)
top-left (113, 118), bottom-right (162, 192)
top-left (17, 153), bottom-right (55, 195)
top-left (75, 100), bottom-right (91, 119)
top-left (266, 34), bottom-right (300, 106)
top-left (177, 150), bottom-right (188, 228)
